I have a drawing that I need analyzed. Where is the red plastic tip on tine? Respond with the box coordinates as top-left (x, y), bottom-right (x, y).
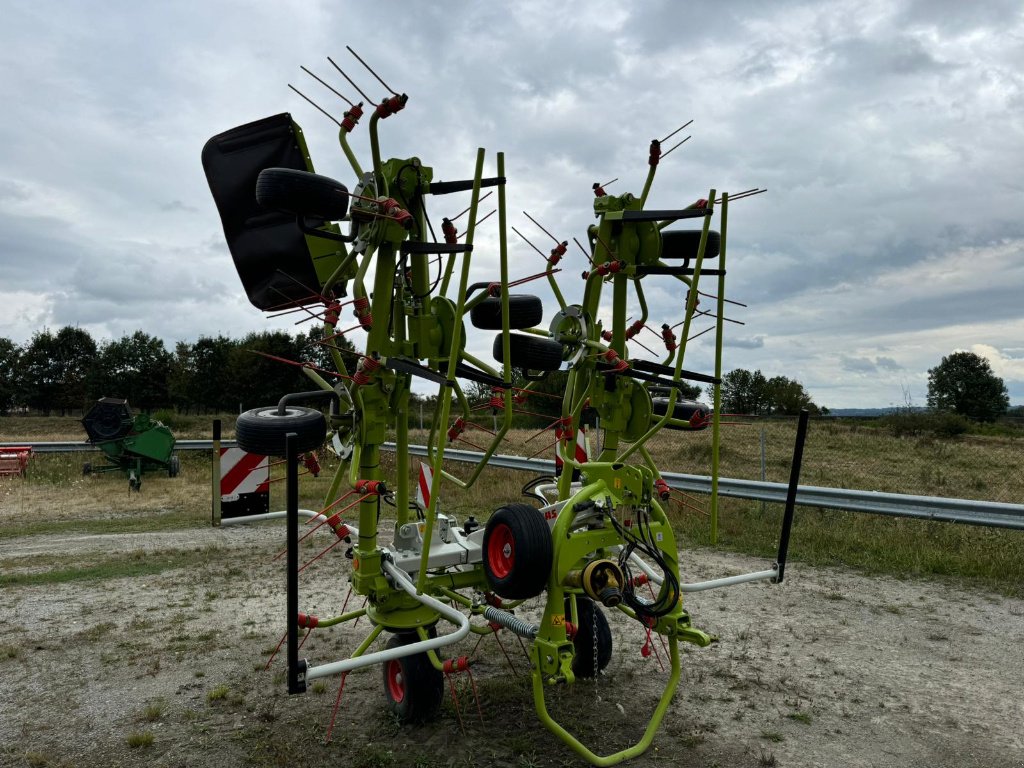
top-left (354, 479), bottom-right (383, 495)
top-left (375, 93), bottom-right (408, 119)
top-left (341, 102), bottom-right (364, 133)
top-left (442, 218), bottom-right (457, 244)
top-left (447, 418), bottom-right (466, 442)
top-left (297, 612), bottom-right (320, 629)
top-left (648, 139), bottom-right (662, 167)
top-left (593, 182), bottom-right (606, 197)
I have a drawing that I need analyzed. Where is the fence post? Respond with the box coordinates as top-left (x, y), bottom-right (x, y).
top-left (212, 419), bottom-right (221, 526)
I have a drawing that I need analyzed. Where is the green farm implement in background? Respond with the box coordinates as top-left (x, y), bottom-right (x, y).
top-left (81, 397), bottom-right (179, 491)
top-left (203, 48), bottom-right (807, 766)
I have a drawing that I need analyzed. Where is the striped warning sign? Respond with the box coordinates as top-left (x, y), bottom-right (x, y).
top-left (554, 425), bottom-right (588, 481)
top-left (220, 447), bottom-right (269, 518)
top-left (416, 462), bottom-right (433, 511)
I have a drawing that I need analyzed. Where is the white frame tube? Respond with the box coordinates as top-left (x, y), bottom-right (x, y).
top-left (304, 559), bottom-right (471, 681)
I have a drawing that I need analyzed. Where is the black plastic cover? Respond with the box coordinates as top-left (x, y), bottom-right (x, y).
top-left (202, 114), bottom-right (323, 310)
top-left (82, 398), bottom-right (133, 442)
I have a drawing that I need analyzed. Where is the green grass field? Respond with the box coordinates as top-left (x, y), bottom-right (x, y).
top-left (2, 415), bottom-right (1022, 596)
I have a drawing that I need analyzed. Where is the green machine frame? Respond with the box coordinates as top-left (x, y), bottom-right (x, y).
top-left (208, 51), bottom-right (805, 766)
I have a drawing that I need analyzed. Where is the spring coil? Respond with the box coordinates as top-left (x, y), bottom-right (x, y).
top-left (482, 606), bottom-right (538, 639)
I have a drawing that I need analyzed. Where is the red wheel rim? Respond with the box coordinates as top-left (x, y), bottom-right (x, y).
top-left (487, 523), bottom-right (515, 579)
top-left (385, 659), bottom-right (405, 703)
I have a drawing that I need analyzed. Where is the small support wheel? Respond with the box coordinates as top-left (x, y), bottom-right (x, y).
top-left (482, 504), bottom-right (553, 599)
top-left (235, 406), bottom-right (327, 457)
top-left (651, 398), bottom-right (711, 431)
top-left (255, 167), bottom-right (350, 220)
top-left (168, 454), bottom-right (181, 478)
top-left (568, 596), bottom-right (612, 678)
top-left (470, 294), bottom-right (544, 330)
top-left (381, 632), bottom-right (443, 724)
top-left (493, 333), bottom-right (564, 372)
top-left (82, 462), bottom-right (92, 476)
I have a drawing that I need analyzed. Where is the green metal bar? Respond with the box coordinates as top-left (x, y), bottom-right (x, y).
top-left (458, 350), bottom-right (500, 378)
top-left (435, 154), bottom-right (515, 491)
top-left (530, 634), bottom-right (680, 766)
top-left (417, 148), bottom-right (486, 593)
top-left (313, 607), bottom-right (368, 628)
top-left (639, 163), bottom-right (658, 207)
top-left (368, 113), bottom-right (388, 197)
top-left (395, 386), bottom-right (410, 526)
top-left (614, 190), bottom-right (715, 464)
top-left (338, 126), bottom-right (364, 178)
top-left (547, 260), bottom-right (567, 310)
top-left (352, 623), bottom-right (385, 656)
top-left (710, 194), bottom-right (728, 544)
top-left (366, 244), bottom-right (397, 352)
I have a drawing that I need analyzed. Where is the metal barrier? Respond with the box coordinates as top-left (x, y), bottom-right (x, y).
top-left (5, 440), bottom-right (1022, 530)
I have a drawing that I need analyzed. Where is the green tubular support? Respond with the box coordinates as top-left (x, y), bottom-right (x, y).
top-left (338, 126), bottom-right (364, 178)
top-left (209, 71), bottom-right (766, 765)
top-left (417, 147), bottom-right (486, 594)
top-left (711, 194), bottom-right (728, 544)
top-left (531, 637), bottom-right (681, 766)
top-left (314, 607), bottom-right (368, 628)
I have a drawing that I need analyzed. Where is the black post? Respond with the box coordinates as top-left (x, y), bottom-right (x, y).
top-left (775, 409), bottom-right (809, 583)
top-left (212, 419), bottom-right (221, 527)
top-left (285, 431), bottom-right (305, 694)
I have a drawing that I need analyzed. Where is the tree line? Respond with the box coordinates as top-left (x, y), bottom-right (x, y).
top-left (2, 326), bottom-right (1009, 425)
top-left (0, 326), bottom-right (354, 416)
top-left (715, 369), bottom-right (823, 416)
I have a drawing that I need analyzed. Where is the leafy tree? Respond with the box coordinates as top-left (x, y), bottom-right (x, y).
top-left (87, 331), bottom-right (173, 411)
top-left (0, 338), bottom-right (22, 414)
top-left (169, 335), bottom-right (238, 413)
top-left (20, 326), bottom-right (97, 415)
top-left (715, 369), bottom-right (820, 415)
top-left (297, 325), bottom-right (356, 375)
top-left (927, 351), bottom-right (1009, 422)
top-left (716, 368), bottom-right (770, 415)
top-left (228, 331), bottom-right (308, 410)
top-left (766, 375), bottom-right (820, 415)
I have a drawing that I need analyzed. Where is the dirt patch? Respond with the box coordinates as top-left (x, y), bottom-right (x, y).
top-left (1, 523), bottom-right (1022, 768)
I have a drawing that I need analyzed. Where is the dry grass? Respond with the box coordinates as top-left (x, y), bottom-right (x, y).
top-left (2, 420), bottom-right (1022, 596)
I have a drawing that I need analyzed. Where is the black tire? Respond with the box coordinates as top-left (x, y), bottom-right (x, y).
top-left (661, 229), bottom-right (721, 261)
top-left (82, 462), bottom-right (92, 476)
top-left (470, 295), bottom-right (544, 330)
top-left (235, 406), bottom-right (327, 456)
top-left (651, 398), bottom-right (711, 431)
top-left (381, 632), bottom-right (444, 724)
top-left (568, 597), bottom-right (612, 678)
top-left (493, 333), bottom-right (564, 372)
top-left (482, 504), bottom-right (553, 599)
top-left (168, 454), bottom-right (180, 478)
top-left (256, 168), bottom-right (350, 220)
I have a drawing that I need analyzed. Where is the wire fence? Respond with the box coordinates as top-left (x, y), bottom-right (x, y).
top-left (633, 416), bottom-right (1023, 506)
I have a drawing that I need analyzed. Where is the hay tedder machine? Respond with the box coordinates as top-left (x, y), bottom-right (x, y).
top-left (203, 50), bottom-right (808, 765)
top-left (81, 397), bottom-right (179, 491)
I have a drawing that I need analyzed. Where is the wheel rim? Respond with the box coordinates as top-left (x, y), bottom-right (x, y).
top-left (385, 659), bottom-right (405, 703)
top-left (487, 523), bottom-right (515, 579)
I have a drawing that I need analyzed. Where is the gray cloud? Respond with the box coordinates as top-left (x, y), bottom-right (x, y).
top-left (0, 1), bottom-right (1021, 408)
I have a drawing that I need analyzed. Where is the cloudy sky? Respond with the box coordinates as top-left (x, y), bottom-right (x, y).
top-left (1, 1), bottom-right (1021, 408)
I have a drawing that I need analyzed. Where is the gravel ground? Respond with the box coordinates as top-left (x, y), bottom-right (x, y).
top-left (2, 523), bottom-right (1023, 768)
